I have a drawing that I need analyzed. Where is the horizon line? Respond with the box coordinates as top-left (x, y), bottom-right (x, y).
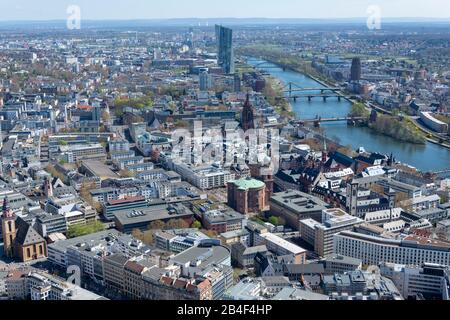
top-left (1, 16), bottom-right (450, 23)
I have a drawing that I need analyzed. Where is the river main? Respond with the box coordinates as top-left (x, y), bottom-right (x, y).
top-left (247, 58), bottom-right (450, 172)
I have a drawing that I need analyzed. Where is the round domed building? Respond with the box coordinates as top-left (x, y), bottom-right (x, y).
top-left (227, 177), bottom-right (268, 216)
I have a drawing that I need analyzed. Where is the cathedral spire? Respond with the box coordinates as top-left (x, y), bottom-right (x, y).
top-left (241, 92), bottom-right (255, 131)
top-left (2, 197), bottom-right (14, 218)
top-left (43, 177), bottom-right (53, 198)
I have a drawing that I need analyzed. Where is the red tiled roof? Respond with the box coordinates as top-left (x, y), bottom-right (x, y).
top-left (124, 261), bottom-right (145, 274)
top-left (196, 279), bottom-right (211, 290)
top-left (160, 276), bottom-right (174, 286)
top-left (173, 279), bottom-right (188, 289)
top-left (186, 283), bottom-right (197, 292)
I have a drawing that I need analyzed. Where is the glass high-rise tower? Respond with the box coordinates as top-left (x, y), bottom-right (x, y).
top-left (215, 25), bottom-right (235, 74)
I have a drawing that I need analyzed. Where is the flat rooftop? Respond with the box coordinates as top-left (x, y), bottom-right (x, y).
top-left (114, 203), bottom-right (194, 226)
top-left (203, 209), bottom-right (245, 224)
top-left (259, 232), bottom-right (307, 255)
top-left (82, 160), bottom-right (118, 180)
top-left (171, 245), bottom-right (231, 270)
top-left (271, 190), bottom-right (328, 215)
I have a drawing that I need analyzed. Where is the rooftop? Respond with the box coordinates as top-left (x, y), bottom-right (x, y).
top-left (230, 177), bottom-right (265, 191)
top-left (270, 190), bottom-right (328, 215)
top-left (114, 203), bottom-right (194, 226)
top-left (171, 245), bottom-right (231, 270)
top-left (203, 209), bottom-right (245, 224)
top-left (259, 232), bottom-right (307, 255)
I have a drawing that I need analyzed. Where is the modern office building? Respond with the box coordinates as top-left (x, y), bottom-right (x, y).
top-left (350, 57), bottom-right (362, 81)
top-left (231, 243), bottom-right (268, 268)
top-left (320, 255), bottom-right (363, 275)
top-left (59, 143), bottom-right (106, 163)
top-left (215, 25), bottom-right (234, 74)
top-left (155, 229), bottom-right (220, 253)
top-left (4, 271), bottom-right (105, 300)
top-left (270, 190), bottom-right (329, 230)
top-left (113, 203), bottom-right (195, 234)
top-left (102, 196), bottom-right (149, 221)
top-left (174, 163), bottom-right (235, 190)
top-left (170, 246), bottom-right (231, 277)
top-left (300, 209), bottom-right (363, 257)
top-left (334, 231), bottom-right (450, 266)
top-left (202, 209), bottom-right (245, 234)
top-left (199, 71), bottom-right (212, 91)
top-left (254, 232), bottom-right (307, 264)
top-left (380, 263), bottom-right (450, 300)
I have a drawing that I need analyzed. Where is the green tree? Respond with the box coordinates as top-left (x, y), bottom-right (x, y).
top-left (349, 103), bottom-right (370, 118)
top-left (165, 219), bottom-right (190, 230)
top-left (148, 220), bottom-right (166, 230)
top-left (191, 220), bottom-right (202, 229)
top-left (268, 216), bottom-right (279, 226)
top-left (131, 229), bottom-right (144, 241)
top-left (142, 231), bottom-right (154, 245)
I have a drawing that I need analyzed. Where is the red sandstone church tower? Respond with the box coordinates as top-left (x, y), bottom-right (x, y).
top-left (241, 93), bottom-right (255, 131)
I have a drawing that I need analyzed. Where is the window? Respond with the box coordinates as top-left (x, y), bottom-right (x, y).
top-left (27, 248), bottom-right (31, 258)
top-left (39, 245), bottom-right (43, 255)
top-left (7, 221), bottom-right (13, 232)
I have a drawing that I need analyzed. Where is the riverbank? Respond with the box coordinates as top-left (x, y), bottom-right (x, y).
top-left (264, 76), bottom-right (295, 120)
top-left (349, 103), bottom-right (426, 145)
top-left (243, 50), bottom-right (432, 147)
top-left (245, 56), bottom-right (450, 172)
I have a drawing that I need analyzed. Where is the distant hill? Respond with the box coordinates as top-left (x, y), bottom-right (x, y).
top-left (0, 17), bottom-right (449, 29)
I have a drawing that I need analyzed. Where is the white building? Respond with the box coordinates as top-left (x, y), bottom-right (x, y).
top-left (380, 263), bottom-right (449, 300)
top-left (300, 209), bottom-right (363, 257)
top-left (174, 163), bottom-right (235, 190)
top-left (254, 232), bottom-right (307, 264)
top-left (334, 231), bottom-right (450, 267)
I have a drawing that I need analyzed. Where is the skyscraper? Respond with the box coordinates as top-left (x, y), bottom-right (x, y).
top-left (350, 57), bottom-right (362, 81)
top-left (215, 25), bottom-right (235, 74)
top-left (199, 71), bottom-right (212, 91)
top-left (234, 74), bottom-right (241, 93)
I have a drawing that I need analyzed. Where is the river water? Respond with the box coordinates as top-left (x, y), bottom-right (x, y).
top-left (247, 58), bottom-right (450, 172)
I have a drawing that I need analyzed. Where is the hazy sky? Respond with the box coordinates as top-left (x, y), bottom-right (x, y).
top-left (1, 0), bottom-right (450, 20)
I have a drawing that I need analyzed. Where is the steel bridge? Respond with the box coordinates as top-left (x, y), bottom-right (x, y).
top-left (252, 62), bottom-right (288, 71)
top-left (435, 167), bottom-right (450, 175)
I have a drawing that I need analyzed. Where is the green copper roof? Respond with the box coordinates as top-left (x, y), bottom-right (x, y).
top-left (231, 178), bottom-right (265, 190)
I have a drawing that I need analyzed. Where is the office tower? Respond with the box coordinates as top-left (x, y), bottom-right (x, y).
top-left (153, 48), bottom-right (162, 60)
top-left (199, 71), bottom-right (211, 91)
top-left (234, 74), bottom-right (241, 92)
top-left (93, 104), bottom-right (102, 122)
top-left (241, 93), bottom-right (255, 131)
top-left (216, 25), bottom-right (235, 74)
top-left (350, 57), bottom-right (362, 81)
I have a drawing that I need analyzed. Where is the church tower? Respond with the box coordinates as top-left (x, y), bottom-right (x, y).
top-left (1, 197), bottom-right (17, 258)
top-left (241, 93), bottom-right (255, 132)
top-left (43, 177), bottom-right (53, 198)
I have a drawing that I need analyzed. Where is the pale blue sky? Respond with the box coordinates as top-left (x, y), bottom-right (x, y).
top-left (1, 0), bottom-right (450, 20)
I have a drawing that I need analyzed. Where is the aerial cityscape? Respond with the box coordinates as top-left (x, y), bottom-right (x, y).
top-left (1, 0), bottom-right (450, 304)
